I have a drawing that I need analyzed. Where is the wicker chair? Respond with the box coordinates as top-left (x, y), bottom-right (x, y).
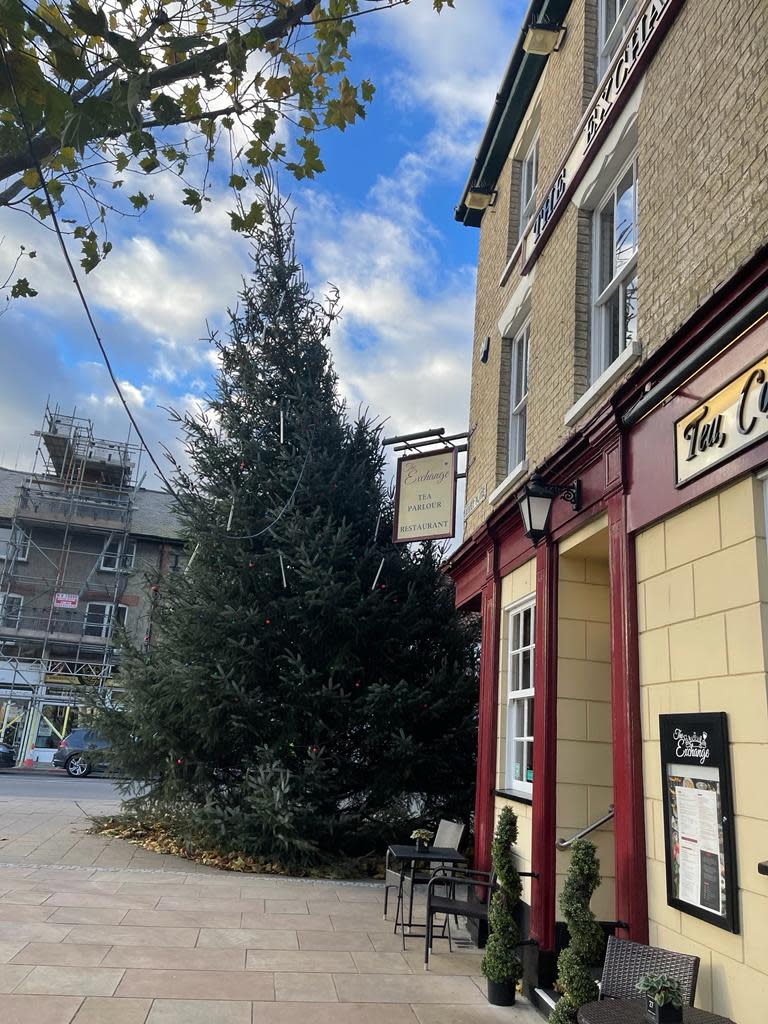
top-left (383, 819), bottom-right (465, 922)
top-left (599, 935), bottom-right (700, 1004)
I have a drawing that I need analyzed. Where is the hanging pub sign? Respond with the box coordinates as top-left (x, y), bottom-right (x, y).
top-left (393, 449), bottom-right (457, 543)
top-left (659, 712), bottom-right (739, 932)
top-left (675, 350), bottom-right (768, 485)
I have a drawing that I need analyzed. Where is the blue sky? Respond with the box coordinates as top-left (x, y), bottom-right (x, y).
top-left (0, 0), bottom-right (524, 492)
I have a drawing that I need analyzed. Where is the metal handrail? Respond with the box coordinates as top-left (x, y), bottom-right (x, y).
top-left (556, 805), bottom-right (614, 850)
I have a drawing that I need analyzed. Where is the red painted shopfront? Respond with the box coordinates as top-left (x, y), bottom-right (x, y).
top-left (446, 246), bottom-right (768, 991)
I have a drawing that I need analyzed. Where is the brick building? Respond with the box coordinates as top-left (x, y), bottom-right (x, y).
top-left (0, 404), bottom-right (183, 766)
top-left (445, 0), bottom-right (768, 1018)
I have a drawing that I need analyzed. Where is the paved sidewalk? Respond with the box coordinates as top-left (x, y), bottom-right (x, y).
top-left (0, 792), bottom-right (540, 1023)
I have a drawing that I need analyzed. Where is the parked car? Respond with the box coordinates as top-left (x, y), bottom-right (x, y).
top-left (52, 729), bottom-right (109, 777)
top-left (0, 740), bottom-right (15, 768)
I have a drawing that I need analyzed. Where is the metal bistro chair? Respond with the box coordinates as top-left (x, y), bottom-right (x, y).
top-left (383, 818), bottom-right (466, 923)
top-left (423, 866), bottom-right (495, 970)
top-left (598, 935), bottom-right (700, 1004)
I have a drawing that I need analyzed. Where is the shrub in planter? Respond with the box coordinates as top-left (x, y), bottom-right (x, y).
top-left (637, 973), bottom-right (684, 1024)
top-left (549, 839), bottom-right (605, 1024)
top-left (411, 828), bottom-right (433, 852)
top-left (481, 807), bottom-right (523, 1006)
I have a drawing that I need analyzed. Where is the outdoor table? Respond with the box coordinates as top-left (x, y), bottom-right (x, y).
top-left (577, 999), bottom-right (735, 1024)
top-left (387, 843), bottom-right (465, 938)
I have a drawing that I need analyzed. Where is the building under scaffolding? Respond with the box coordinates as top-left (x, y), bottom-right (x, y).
top-left (0, 403), bottom-right (183, 766)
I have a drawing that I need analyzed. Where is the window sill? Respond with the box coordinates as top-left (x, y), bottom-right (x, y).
top-left (564, 342), bottom-right (641, 427)
top-left (494, 789), bottom-right (533, 805)
top-left (487, 460), bottom-right (528, 508)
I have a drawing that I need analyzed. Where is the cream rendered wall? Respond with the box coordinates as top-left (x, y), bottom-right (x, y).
top-left (636, 476), bottom-right (768, 1022)
top-left (556, 551), bottom-right (615, 922)
top-left (496, 557), bottom-right (536, 904)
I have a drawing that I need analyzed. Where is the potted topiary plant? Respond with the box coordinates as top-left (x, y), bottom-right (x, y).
top-left (549, 839), bottom-right (605, 1024)
top-left (481, 807), bottom-right (523, 1006)
top-left (636, 974), bottom-right (684, 1024)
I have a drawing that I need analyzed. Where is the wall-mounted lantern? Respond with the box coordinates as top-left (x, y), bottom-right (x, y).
top-left (523, 22), bottom-right (567, 55)
top-left (517, 473), bottom-right (581, 544)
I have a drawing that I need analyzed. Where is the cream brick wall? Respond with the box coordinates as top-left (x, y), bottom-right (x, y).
top-left (462, 0), bottom-right (768, 542)
top-left (636, 476), bottom-right (768, 1022)
top-left (496, 558), bottom-right (537, 903)
top-left (556, 550), bottom-right (615, 922)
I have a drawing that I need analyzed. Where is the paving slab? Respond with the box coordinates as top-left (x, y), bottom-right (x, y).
top-left (0, 786), bottom-right (540, 1023)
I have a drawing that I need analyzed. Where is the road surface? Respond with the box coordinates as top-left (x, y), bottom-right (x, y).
top-left (0, 771), bottom-right (124, 800)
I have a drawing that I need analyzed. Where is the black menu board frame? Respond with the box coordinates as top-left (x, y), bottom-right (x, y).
top-left (659, 712), bottom-right (739, 933)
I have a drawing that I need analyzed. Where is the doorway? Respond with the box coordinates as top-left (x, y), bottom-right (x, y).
top-left (555, 517), bottom-right (616, 925)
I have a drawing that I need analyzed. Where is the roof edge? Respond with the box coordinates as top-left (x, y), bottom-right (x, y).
top-left (455, 0), bottom-right (573, 227)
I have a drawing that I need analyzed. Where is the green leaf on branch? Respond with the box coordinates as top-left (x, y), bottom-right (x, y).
top-left (10, 277), bottom-right (38, 298)
top-left (228, 199), bottom-right (263, 232)
top-left (182, 187), bottom-right (204, 212)
top-left (129, 191), bottom-right (149, 210)
top-left (67, 1), bottom-right (109, 39)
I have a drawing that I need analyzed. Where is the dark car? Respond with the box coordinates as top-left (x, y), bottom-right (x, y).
top-left (52, 729), bottom-right (109, 777)
top-left (0, 740), bottom-right (15, 768)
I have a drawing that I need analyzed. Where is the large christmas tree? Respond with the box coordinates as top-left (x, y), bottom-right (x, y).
top-left (99, 191), bottom-right (479, 869)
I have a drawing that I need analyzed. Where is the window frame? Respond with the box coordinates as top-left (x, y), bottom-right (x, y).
top-left (598, 0), bottom-right (637, 79)
top-left (0, 592), bottom-right (23, 629)
top-left (590, 154), bottom-right (638, 381)
top-left (504, 595), bottom-right (536, 799)
top-left (518, 135), bottom-right (539, 240)
top-left (99, 539), bottom-right (136, 573)
top-left (507, 320), bottom-right (530, 474)
top-left (83, 601), bottom-right (128, 638)
top-left (0, 527), bottom-right (30, 563)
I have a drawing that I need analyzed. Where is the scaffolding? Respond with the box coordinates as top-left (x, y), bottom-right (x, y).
top-left (0, 401), bottom-right (145, 761)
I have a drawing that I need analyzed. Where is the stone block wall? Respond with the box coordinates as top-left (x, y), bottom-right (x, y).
top-left (635, 476), bottom-right (768, 1021)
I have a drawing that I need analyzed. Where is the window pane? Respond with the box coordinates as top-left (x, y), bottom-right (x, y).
top-left (513, 741), bottom-right (523, 782)
top-left (603, 290), bottom-right (621, 366)
top-left (516, 406), bottom-right (527, 466)
top-left (521, 647), bottom-right (531, 688)
top-left (513, 338), bottom-right (525, 405)
top-left (511, 613), bottom-right (520, 653)
top-left (603, 0), bottom-right (618, 40)
top-left (0, 529), bottom-right (10, 560)
top-left (522, 606), bottom-right (531, 647)
top-left (624, 274), bottom-right (638, 349)
top-left (598, 202), bottom-right (614, 291)
top-left (509, 651), bottom-right (521, 692)
top-left (525, 740), bottom-right (534, 783)
top-left (615, 165), bottom-right (636, 271)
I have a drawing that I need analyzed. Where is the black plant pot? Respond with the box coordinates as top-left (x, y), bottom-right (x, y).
top-left (645, 997), bottom-right (683, 1024)
top-left (487, 979), bottom-right (516, 1006)
top-left (415, 839), bottom-right (426, 852)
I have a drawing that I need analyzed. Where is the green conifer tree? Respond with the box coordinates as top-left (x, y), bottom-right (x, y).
top-left (97, 190), bottom-right (479, 870)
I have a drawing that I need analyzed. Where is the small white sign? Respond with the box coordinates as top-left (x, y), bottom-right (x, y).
top-left (53, 593), bottom-right (79, 610)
